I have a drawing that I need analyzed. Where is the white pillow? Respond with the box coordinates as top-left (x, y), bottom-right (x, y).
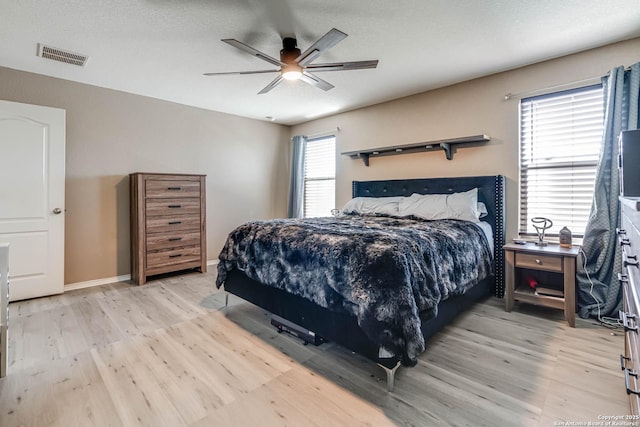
top-left (477, 202), bottom-right (488, 219)
top-left (342, 196), bottom-right (403, 216)
top-left (398, 188), bottom-right (480, 222)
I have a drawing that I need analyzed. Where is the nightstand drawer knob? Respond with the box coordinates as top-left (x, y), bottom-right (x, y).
top-left (535, 259), bottom-right (542, 264)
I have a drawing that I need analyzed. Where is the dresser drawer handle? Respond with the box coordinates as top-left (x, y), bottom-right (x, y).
top-left (168, 237), bottom-right (182, 242)
top-left (624, 255), bottom-right (639, 268)
top-left (167, 186), bottom-right (182, 191)
top-left (619, 273), bottom-right (629, 284)
top-left (625, 368), bottom-right (640, 395)
top-left (620, 310), bottom-right (638, 333)
top-left (620, 238), bottom-right (631, 246)
top-left (168, 221), bottom-right (182, 225)
top-left (622, 354), bottom-right (631, 370)
top-left (169, 254), bottom-right (183, 258)
top-left (168, 205), bottom-right (182, 209)
top-left (617, 227), bottom-right (627, 236)
top-left (535, 259), bottom-right (542, 265)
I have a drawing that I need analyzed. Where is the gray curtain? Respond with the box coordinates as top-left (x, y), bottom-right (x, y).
top-left (577, 62), bottom-right (640, 318)
top-left (287, 135), bottom-right (307, 218)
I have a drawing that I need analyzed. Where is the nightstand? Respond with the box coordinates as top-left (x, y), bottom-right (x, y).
top-left (504, 242), bottom-right (580, 327)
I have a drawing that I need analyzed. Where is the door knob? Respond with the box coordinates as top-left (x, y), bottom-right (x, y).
top-left (52, 208), bottom-right (62, 214)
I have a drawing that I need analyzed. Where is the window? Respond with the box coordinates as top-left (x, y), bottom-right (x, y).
top-left (304, 136), bottom-right (336, 218)
top-left (519, 85), bottom-right (604, 238)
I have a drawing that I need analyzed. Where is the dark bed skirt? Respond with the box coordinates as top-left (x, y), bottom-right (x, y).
top-left (222, 268), bottom-right (493, 368)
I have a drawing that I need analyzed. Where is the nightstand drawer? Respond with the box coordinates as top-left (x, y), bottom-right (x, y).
top-left (515, 252), bottom-right (562, 272)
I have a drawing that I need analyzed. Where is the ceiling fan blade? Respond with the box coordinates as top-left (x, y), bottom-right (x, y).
top-left (222, 39), bottom-right (285, 67)
top-left (300, 72), bottom-right (334, 91)
top-left (306, 60), bottom-right (379, 72)
top-left (258, 75), bottom-right (284, 94)
top-left (204, 70), bottom-right (278, 76)
top-left (296, 28), bottom-right (347, 66)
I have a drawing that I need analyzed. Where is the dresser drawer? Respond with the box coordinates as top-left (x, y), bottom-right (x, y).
top-left (146, 231), bottom-right (201, 251)
top-left (146, 198), bottom-right (201, 217)
top-left (145, 179), bottom-right (201, 198)
top-left (624, 247), bottom-right (640, 292)
top-left (515, 252), bottom-right (563, 272)
top-left (622, 200), bottom-right (640, 235)
top-left (146, 214), bottom-right (201, 234)
top-left (622, 270), bottom-right (640, 414)
top-left (146, 245), bottom-right (201, 269)
top-left (620, 198), bottom-right (640, 412)
top-left (622, 209), bottom-right (640, 288)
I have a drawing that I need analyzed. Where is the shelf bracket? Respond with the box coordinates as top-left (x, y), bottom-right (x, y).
top-left (358, 153), bottom-right (370, 167)
top-left (440, 142), bottom-right (453, 160)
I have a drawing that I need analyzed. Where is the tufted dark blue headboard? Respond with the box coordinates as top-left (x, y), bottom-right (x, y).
top-left (352, 175), bottom-right (506, 297)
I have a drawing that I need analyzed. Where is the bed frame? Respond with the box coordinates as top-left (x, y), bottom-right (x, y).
top-left (221, 175), bottom-right (505, 391)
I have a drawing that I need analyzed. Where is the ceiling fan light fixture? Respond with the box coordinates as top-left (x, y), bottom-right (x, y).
top-left (282, 70), bottom-right (302, 81)
top-left (281, 64), bottom-right (303, 81)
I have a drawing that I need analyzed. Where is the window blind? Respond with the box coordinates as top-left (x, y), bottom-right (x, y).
top-left (304, 136), bottom-right (336, 218)
top-left (519, 85), bottom-right (604, 237)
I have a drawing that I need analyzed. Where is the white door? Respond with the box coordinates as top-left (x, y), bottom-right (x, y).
top-left (0, 100), bottom-right (65, 301)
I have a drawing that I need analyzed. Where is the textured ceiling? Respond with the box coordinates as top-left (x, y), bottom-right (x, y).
top-left (1, 0), bottom-right (639, 125)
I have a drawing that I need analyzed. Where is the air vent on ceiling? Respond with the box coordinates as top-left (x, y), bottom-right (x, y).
top-left (37, 43), bottom-right (89, 67)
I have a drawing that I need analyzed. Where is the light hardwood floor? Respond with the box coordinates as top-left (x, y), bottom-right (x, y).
top-left (0, 271), bottom-right (629, 426)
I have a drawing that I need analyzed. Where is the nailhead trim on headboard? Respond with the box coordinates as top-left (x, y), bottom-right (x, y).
top-left (493, 175), bottom-right (506, 298)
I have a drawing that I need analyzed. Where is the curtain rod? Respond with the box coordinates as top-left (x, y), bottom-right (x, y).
top-left (504, 76), bottom-right (601, 101)
top-left (300, 127), bottom-right (341, 139)
top-left (504, 63), bottom-right (635, 101)
top-left (306, 127), bottom-right (341, 138)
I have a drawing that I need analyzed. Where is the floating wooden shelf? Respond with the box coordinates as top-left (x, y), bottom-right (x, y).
top-left (341, 134), bottom-right (490, 166)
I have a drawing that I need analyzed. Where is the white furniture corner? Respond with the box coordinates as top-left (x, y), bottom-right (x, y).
top-left (0, 242), bottom-right (9, 378)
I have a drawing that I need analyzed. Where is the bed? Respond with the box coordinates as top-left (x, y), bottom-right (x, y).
top-left (216, 175), bottom-right (505, 390)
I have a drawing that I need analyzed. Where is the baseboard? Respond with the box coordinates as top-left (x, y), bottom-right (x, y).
top-left (64, 274), bottom-right (131, 291)
top-left (64, 259), bottom-right (219, 292)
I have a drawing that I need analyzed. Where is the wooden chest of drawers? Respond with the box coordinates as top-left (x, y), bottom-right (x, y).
top-left (130, 173), bottom-right (206, 285)
top-left (620, 197), bottom-right (640, 414)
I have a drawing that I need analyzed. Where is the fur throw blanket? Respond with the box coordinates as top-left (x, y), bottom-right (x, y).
top-left (216, 215), bottom-right (493, 365)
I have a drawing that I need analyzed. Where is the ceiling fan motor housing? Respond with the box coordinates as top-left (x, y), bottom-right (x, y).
top-left (281, 37), bottom-right (301, 64)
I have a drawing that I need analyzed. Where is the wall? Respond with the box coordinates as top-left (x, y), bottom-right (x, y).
top-left (0, 67), bottom-right (290, 284)
top-left (290, 37), bottom-right (640, 241)
top-left (2, 37), bottom-right (638, 284)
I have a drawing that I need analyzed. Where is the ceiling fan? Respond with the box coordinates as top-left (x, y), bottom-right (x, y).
top-left (204, 28), bottom-right (378, 94)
